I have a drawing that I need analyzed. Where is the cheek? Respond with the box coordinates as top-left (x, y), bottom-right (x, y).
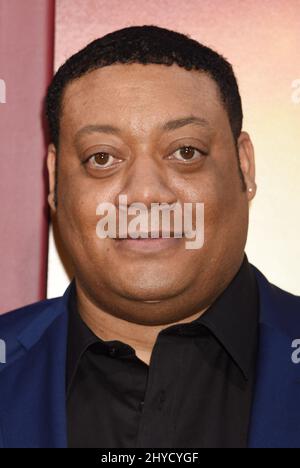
top-left (206, 180), bottom-right (248, 254)
top-left (179, 162), bottom-right (239, 217)
top-left (56, 174), bottom-right (110, 257)
top-left (190, 158), bottom-right (246, 245)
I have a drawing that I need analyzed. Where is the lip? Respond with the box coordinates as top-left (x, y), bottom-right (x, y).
top-left (113, 236), bottom-right (183, 252)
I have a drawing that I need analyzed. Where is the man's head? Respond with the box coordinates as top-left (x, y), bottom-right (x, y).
top-left (45, 25), bottom-right (256, 325)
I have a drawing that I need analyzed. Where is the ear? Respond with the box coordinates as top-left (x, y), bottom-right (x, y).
top-left (47, 143), bottom-right (57, 212)
top-left (237, 131), bottom-right (257, 201)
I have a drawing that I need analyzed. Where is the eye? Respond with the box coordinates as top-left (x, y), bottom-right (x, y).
top-left (170, 145), bottom-right (208, 162)
top-left (86, 152), bottom-right (121, 169)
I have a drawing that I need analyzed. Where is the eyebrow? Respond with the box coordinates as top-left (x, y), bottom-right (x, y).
top-left (74, 115), bottom-right (211, 142)
top-left (162, 116), bottom-right (210, 131)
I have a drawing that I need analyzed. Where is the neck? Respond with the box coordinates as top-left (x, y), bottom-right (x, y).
top-left (75, 285), bottom-right (209, 366)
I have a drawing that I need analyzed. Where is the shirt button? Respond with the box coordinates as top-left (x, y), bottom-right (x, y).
top-left (138, 401), bottom-right (144, 412)
top-left (158, 390), bottom-right (166, 410)
top-left (108, 346), bottom-right (118, 357)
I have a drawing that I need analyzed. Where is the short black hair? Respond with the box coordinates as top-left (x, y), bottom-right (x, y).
top-left (45, 24), bottom-right (243, 149)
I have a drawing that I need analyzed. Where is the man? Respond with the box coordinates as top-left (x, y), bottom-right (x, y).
top-left (0, 25), bottom-right (299, 448)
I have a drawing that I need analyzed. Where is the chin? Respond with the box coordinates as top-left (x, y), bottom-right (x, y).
top-left (114, 278), bottom-right (186, 302)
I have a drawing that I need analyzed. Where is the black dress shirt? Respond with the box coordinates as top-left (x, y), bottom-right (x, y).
top-left (66, 253), bottom-right (259, 448)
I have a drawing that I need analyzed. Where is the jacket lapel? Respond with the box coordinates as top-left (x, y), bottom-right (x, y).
top-left (0, 284), bottom-right (72, 448)
top-left (248, 267), bottom-right (300, 448)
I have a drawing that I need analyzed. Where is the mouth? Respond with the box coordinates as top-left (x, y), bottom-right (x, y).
top-left (113, 232), bottom-right (184, 253)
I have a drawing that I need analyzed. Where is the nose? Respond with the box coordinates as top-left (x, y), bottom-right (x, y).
top-left (117, 152), bottom-right (178, 209)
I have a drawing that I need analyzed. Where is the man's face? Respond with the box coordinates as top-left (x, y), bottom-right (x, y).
top-left (47, 63), bottom-right (256, 325)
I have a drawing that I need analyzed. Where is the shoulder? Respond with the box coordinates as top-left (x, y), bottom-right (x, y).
top-left (251, 264), bottom-right (300, 333)
top-left (0, 297), bottom-right (62, 338)
top-left (268, 281), bottom-right (300, 322)
top-left (253, 264), bottom-right (300, 304)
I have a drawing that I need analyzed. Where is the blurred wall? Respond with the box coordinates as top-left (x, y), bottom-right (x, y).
top-left (47, 0), bottom-right (300, 297)
top-left (0, 0), bottom-right (54, 313)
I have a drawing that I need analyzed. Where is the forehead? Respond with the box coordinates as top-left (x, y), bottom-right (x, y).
top-left (60, 63), bottom-right (226, 135)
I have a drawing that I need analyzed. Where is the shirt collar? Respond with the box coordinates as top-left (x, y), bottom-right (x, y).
top-left (66, 283), bottom-right (100, 397)
top-left (196, 253), bottom-right (259, 380)
top-left (66, 253), bottom-right (259, 394)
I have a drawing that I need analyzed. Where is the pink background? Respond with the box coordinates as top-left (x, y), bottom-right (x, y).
top-left (0, 0), bottom-right (54, 313)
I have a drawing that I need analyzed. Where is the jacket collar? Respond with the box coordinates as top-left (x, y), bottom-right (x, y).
top-left (252, 265), bottom-right (299, 337)
top-left (17, 282), bottom-right (74, 351)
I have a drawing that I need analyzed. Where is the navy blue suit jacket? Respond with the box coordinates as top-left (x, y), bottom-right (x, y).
top-left (0, 265), bottom-right (299, 448)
